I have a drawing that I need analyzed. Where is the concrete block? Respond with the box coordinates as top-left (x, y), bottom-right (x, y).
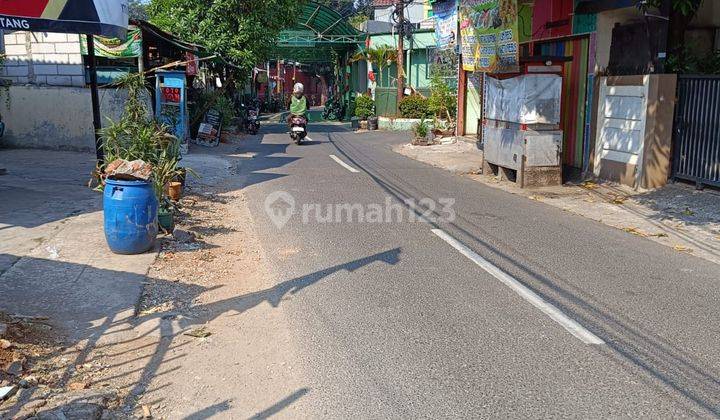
top-left (33, 64), bottom-right (57, 75)
top-left (34, 76), bottom-right (47, 84)
top-left (55, 42), bottom-right (81, 54)
top-left (4, 44), bottom-right (27, 56)
top-left (31, 42), bottom-right (56, 54)
top-left (3, 33), bottom-right (21, 45)
top-left (36, 32), bottom-right (66, 43)
top-left (42, 53), bottom-right (70, 64)
top-left (67, 54), bottom-right (83, 65)
top-left (45, 75), bottom-right (73, 86)
top-left (71, 76), bottom-right (87, 87)
top-left (57, 65), bottom-right (83, 76)
top-left (14, 76), bottom-right (30, 85)
top-left (5, 66), bottom-right (29, 77)
top-left (66, 34), bottom-right (80, 42)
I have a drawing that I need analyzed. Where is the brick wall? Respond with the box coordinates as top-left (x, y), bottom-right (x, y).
top-left (2, 31), bottom-right (86, 87)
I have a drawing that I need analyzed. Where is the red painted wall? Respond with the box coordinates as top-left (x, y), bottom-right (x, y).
top-left (531, 0), bottom-right (573, 40)
top-left (257, 66), bottom-right (324, 106)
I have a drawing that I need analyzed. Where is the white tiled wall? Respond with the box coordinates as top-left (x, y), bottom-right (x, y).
top-left (1, 31), bottom-right (86, 87)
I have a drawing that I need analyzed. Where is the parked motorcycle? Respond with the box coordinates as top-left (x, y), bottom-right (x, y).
top-left (289, 115), bottom-right (307, 145)
top-left (245, 101), bottom-right (260, 135)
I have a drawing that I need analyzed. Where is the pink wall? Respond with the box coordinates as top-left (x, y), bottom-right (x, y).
top-left (257, 66), bottom-right (324, 106)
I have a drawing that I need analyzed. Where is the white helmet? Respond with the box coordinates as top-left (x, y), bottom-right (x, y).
top-left (293, 83), bottom-right (304, 94)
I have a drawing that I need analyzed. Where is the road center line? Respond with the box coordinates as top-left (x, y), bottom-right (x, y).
top-left (329, 154), bottom-right (359, 173)
top-left (431, 229), bottom-right (605, 345)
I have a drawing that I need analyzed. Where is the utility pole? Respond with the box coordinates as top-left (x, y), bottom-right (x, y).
top-left (395, 0), bottom-right (405, 113)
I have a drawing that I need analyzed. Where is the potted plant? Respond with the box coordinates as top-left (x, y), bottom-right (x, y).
top-left (157, 198), bottom-right (175, 233)
top-left (354, 94), bottom-right (375, 130)
top-left (412, 120), bottom-right (430, 146)
top-left (99, 73), bottom-right (191, 253)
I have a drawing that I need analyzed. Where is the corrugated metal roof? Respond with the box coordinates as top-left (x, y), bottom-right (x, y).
top-left (372, 0), bottom-right (395, 8)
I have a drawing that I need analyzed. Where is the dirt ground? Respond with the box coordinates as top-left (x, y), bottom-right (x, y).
top-left (1, 139), bottom-right (304, 419)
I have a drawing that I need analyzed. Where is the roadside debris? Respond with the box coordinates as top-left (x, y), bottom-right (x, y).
top-left (184, 327), bottom-right (211, 338)
top-left (0, 385), bottom-right (17, 401)
top-left (172, 228), bottom-right (196, 243)
top-left (142, 403), bottom-right (152, 418)
top-left (673, 245), bottom-right (693, 253)
top-left (104, 159), bottom-right (153, 181)
top-left (68, 381), bottom-right (89, 391)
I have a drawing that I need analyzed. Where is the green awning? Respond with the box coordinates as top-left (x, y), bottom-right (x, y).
top-left (272, 2), bottom-right (363, 63)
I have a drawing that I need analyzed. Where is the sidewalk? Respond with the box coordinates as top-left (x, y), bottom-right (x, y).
top-left (393, 140), bottom-right (720, 266)
top-left (0, 148), bottom-right (157, 418)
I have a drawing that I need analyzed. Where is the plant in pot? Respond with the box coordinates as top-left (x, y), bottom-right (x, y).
top-left (99, 73), bottom-right (188, 253)
top-left (354, 94), bottom-right (375, 130)
top-left (412, 119), bottom-right (430, 146)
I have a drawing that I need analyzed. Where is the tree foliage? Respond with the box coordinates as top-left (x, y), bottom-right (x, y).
top-left (128, 0), bottom-right (149, 20)
top-left (148, 0), bottom-right (304, 76)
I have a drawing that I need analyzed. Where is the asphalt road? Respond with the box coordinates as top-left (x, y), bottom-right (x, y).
top-left (237, 122), bottom-right (720, 418)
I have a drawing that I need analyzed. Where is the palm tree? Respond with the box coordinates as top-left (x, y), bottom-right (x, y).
top-left (352, 45), bottom-right (399, 86)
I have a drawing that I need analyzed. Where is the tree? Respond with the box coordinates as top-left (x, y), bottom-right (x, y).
top-left (352, 45), bottom-right (398, 86)
top-left (129, 0), bottom-right (149, 20)
top-left (148, 0), bottom-right (303, 80)
top-left (642, 0), bottom-right (703, 53)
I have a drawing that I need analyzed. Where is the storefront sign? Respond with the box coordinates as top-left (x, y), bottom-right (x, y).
top-left (460, 0), bottom-right (519, 73)
top-left (0, 0), bottom-right (129, 38)
top-left (81, 27), bottom-right (141, 58)
top-left (186, 52), bottom-right (198, 76)
top-left (433, 0), bottom-right (458, 48)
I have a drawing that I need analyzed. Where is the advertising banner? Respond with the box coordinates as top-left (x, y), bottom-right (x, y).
top-left (460, 0), bottom-right (519, 73)
top-left (81, 27), bottom-right (141, 58)
top-left (0, 0), bottom-right (129, 38)
top-left (433, 0), bottom-right (458, 49)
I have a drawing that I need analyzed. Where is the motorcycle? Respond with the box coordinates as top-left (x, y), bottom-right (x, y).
top-left (289, 115), bottom-right (307, 145)
top-left (245, 106), bottom-right (260, 135)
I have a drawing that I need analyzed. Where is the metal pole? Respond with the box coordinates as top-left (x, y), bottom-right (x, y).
top-left (87, 35), bottom-right (104, 163)
top-left (395, 0), bottom-right (405, 113)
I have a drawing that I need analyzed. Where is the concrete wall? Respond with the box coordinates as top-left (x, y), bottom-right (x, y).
top-left (2, 31), bottom-right (85, 87)
top-left (594, 7), bottom-right (644, 73)
top-left (592, 75), bottom-right (676, 189)
top-left (0, 85), bottom-right (150, 152)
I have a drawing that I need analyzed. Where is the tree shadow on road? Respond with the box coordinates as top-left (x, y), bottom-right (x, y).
top-left (329, 130), bottom-right (720, 417)
top-left (0, 248), bottom-right (401, 418)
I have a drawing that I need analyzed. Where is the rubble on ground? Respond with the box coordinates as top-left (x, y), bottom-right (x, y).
top-left (103, 159), bottom-right (153, 181)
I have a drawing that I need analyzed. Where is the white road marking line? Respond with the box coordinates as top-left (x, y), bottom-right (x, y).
top-left (305, 136), bottom-right (313, 142)
top-left (329, 154), bottom-right (359, 173)
top-left (431, 229), bottom-right (605, 345)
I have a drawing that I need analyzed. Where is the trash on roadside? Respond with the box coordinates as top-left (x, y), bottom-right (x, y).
top-left (622, 227), bottom-right (646, 237)
top-left (611, 196), bottom-right (626, 205)
top-left (673, 245), bottom-right (693, 253)
top-left (142, 404), bottom-right (152, 418)
top-left (184, 327), bottom-right (211, 338)
top-left (0, 385), bottom-right (18, 401)
top-left (682, 207), bottom-right (695, 216)
top-left (581, 181), bottom-right (597, 189)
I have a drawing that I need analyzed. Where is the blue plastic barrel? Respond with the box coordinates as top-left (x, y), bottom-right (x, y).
top-left (103, 179), bottom-right (158, 254)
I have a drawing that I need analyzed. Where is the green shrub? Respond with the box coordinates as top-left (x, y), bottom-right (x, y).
top-left (413, 119), bottom-right (429, 138)
top-left (354, 94), bottom-right (375, 120)
top-left (428, 74), bottom-right (457, 119)
top-left (399, 95), bottom-right (429, 119)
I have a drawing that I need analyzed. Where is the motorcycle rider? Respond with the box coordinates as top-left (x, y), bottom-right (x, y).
top-left (288, 82), bottom-right (308, 124)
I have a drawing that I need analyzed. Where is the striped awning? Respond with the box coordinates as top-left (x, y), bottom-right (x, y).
top-left (0, 0), bottom-right (128, 38)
